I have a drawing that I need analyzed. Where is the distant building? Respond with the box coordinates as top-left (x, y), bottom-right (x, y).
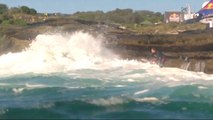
top-left (182, 5), bottom-right (195, 21)
top-left (164, 5), bottom-right (196, 23)
top-left (164, 11), bottom-right (184, 23)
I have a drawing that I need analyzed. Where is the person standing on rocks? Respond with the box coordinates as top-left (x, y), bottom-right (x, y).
top-left (150, 47), bottom-right (166, 67)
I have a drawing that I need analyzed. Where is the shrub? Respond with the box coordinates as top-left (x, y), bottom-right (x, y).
top-left (13, 19), bottom-right (27, 26)
top-left (0, 4), bottom-right (8, 14)
top-left (1, 19), bottom-right (27, 26)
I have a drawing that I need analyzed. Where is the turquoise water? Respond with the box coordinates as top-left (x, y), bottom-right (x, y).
top-left (0, 32), bottom-right (213, 119)
top-left (1, 69), bottom-right (213, 119)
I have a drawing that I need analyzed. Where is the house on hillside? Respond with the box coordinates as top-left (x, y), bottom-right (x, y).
top-left (164, 11), bottom-right (184, 23)
top-left (164, 5), bottom-right (195, 23)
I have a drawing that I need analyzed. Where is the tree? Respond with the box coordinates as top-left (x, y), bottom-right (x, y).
top-left (10, 7), bottom-right (22, 14)
top-left (0, 4), bottom-right (8, 14)
top-left (29, 8), bottom-right (37, 14)
top-left (134, 11), bottom-right (144, 23)
top-left (20, 6), bottom-right (37, 14)
top-left (106, 8), bottom-right (134, 23)
top-left (73, 8), bottom-right (164, 25)
top-left (20, 6), bottom-right (31, 14)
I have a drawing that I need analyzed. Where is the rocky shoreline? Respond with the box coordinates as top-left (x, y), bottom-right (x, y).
top-left (1, 18), bottom-right (212, 74)
top-left (105, 28), bottom-right (213, 74)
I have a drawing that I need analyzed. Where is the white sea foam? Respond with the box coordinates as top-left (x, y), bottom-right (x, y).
top-left (134, 89), bottom-right (149, 95)
top-left (135, 97), bottom-right (159, 103)
top-left (89, 97), bottom-right (127, 106)
top-left (115, 85), bottom-right (126, 88)
top-left (36, 103), bottom-right (55, 109)
top-left (25, 83), bottom-right (46, 88)
top-left (0, 31), bottom-right (117, 75)
top-left (67, 86), bottom-right (83, 89)
top-left (12, 88), bottom-right (25, 94)
top-left (198, 86), bottom-right (208, 89)
top-left (127, 79), bottom-right (135, 82)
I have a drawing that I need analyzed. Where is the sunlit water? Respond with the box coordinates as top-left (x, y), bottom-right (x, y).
top-left (0, 31), bottom-right (213, 119)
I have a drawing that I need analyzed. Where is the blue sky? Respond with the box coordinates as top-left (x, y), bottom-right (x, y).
top-left (0, 0), bottom-right (208, 14)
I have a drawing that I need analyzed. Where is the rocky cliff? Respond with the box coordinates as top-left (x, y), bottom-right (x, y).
top-left (105, 29), bottom-right (213, 74)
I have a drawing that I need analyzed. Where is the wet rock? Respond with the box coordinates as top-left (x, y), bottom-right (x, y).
top-left (106, 29), bottom-right (213, 74)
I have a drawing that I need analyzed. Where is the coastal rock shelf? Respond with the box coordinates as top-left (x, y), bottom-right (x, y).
top-left (106, 29), bottom-right (213, 74)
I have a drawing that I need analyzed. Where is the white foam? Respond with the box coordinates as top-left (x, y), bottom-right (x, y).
top-left (135, 97), bottom-right (159, 103)
top-left (12, 88), bottom-right (25, 94)
top-left (198, 86), bottom-right (208, 89)
top-left (0, 31), bottom-right (118, 75)
top-left (127, 79), bottom-right (135, 82)
top-left (115, 85), bottom-right (126, 88)
top-left (168, 77), bottom-right (180, 81)
top-left (89, 97), bottom-right (126, 106)
top-left (25, 83), bottom-right (46, 88)
top-left (36, 103), bottom-right (55, 109)
top-left (134, 89), bottom-right (149, 95)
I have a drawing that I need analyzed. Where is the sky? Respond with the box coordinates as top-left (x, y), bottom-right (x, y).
top-left (0, 0), bottom-right (209, 14)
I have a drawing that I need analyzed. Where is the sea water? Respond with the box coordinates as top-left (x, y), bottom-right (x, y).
top-left (0, 31), bottom-right (213, 119)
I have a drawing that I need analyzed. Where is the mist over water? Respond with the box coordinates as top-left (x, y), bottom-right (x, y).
top-left (0, 31), bottom-right (213, 119)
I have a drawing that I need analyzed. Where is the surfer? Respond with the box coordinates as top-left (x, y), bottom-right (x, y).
top-left (150, 47), bottom-right (166, 67)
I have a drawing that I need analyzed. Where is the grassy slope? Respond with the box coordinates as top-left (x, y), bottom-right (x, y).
top-left (124, 22), bottom-right (206, 34)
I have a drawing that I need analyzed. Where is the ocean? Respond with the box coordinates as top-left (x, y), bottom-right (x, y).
top-left (0, 31), bottom-right (213, 119)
